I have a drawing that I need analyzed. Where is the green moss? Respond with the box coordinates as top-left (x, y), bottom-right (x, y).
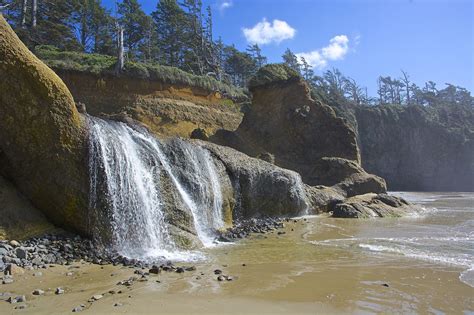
top-left (248, 63), bottom-right (301, 89)
top-left (35, 46), bottom-right (248, 101)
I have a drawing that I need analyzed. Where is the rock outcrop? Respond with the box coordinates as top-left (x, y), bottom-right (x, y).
top-left (330, 102), bottom-right (474, 192)
top-left (211, 64), bottom-right (386, 196)
top-left (0, 15), bottom-right (89, 235)
top-left (332, 193), bottom-right (416, 218)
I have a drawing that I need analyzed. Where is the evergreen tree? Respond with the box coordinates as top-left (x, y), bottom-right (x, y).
top-left (152, 0), bottom-right (187, 67)
top-left (282, 48), bottom-right (300, 73)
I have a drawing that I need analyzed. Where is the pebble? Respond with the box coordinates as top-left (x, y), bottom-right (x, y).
top-left (217, 275), bottom-right (226, 281)
top-left (176, 267), bottom-right (185, 273)
top-left (15, 304), bottom-right (27, 310)
top-left (72, 306), bottom-right (83, 312)
top-left (214, 269), bottom-right (222, 275)
top-left (9, 240), bottom-right (20, 247)
top-left (114, 302), bottom-right (123, 307)
top-left (55, 287), bottom-right (65, 295)
top-left (32, 289), bottom-right (44, 295)
top-left (2, 278), bottom-right (13, 284)
top-left (382, 283), bottom-right (390, 287)
top-left (92, 294), bottom-right (103, 301)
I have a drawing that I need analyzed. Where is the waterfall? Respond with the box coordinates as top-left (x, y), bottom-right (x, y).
top-left (88, 117), bottom-right (225, 260)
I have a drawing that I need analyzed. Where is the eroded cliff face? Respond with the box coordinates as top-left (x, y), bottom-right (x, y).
top-left (330, 103), bottom-right (474, 192)
top-left (211, 64), bottom-right (386, 196)
top-left (57, 71), bottom-right (244, 138)
top-left (0, 15), bottom-right (90, 235)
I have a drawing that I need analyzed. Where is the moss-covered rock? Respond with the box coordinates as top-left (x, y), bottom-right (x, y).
top-left (248, 63), bottom-right (300, 90)
top-left (0, 15), bottom-right (89, 235)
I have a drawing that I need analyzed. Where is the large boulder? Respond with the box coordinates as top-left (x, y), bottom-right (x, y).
top-left (332, 193), bottom-right (416, 218)
top-left (196, 140), bottom-right (311, 218)
top-left (212, 64), bottom-right (385, 195)
top-left (0, 15), bottom-right (89, 234)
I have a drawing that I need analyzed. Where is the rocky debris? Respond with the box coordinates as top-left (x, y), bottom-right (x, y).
top-left (55, 287), bottom-right (65, 295)
top-left (9, 241), bottom-right (20, 248)
top-left (90, 294), bottom-right (103, 301)
top-left (0, 234), bottom-right (158, 272)
top-left (72, 305), bottom-right (85, 312)
top-left (32, 289), bottom-right (44, 295)
top-left (2, 277), bottom-right (13, 284)
top-left (218, 217), bottom-right (284, 240)
top-left (114, 302), bottom-right (123, 307)
top-left (217, 275), bottom-right (234, 282)
top-left (7, 295), bottom-right (25, 303)
top-left (332, 193), bottom-right (418, 218)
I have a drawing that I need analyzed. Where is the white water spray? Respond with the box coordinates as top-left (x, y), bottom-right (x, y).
top-left (88, 117), bottom-right (224, 260)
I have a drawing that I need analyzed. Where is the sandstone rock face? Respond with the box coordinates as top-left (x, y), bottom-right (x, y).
top-left (57, 71), bottom-right (244, 138)
top-left (212, 64), bottom-right (385, 195)
top-left (0, 15), bottom-right (89, 234)
top-left (353, 105), bottom-right (474, 192)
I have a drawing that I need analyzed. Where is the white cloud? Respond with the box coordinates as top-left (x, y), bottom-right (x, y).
top-left (218, 0), bottom-right (233, 13)
top-left (296, 35), bottom-right (351, 69)
top-left (243, 18), bottom-right (296, 45)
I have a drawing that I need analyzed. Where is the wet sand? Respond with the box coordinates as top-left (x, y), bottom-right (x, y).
top-left (1, 193), bottom-right (473, 314)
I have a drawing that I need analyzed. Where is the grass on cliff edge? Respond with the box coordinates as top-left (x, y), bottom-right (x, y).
top-left (248, 63), bottom-right (301, 89)
top-left (35, 45), bottom-right (247, 101)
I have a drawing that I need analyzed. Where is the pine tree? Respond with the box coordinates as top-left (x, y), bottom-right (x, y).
top-left (152, 0), bottom-right (187, 67)
top-left (282, 48), bottom-right (300, 73)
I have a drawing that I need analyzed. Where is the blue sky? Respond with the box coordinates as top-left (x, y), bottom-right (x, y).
top-left (105, 0), bottom-right (473, 94)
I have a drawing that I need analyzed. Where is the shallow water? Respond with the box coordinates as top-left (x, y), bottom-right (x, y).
top-left (196, 191), bottom-right (474, 313)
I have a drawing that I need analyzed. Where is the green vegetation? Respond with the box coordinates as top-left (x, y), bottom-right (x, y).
top-left (35, 45), bottom-right (247, 101)
top-left (248, 64), bottom-right (300, 89)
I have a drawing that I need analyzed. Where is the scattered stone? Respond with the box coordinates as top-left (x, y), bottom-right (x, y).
top-left (242, 264), bottom-right (246, 267)
top-left (277, 231), bottom-right (286, 235)
top-left (214, 269), bottom-right (222, 275)
top-left (72, 306), bottom-right (83, 312)
top-left (217, 275), bottom-right (226, 281)
top-left (92, 294), bottom-right (103, 301)
top-left (15, 247), bottom-right (27, 259)
top-left (149, 265), bottom-right (160, 274)
top-left (226, 276), bottom-right (234, 281)
top-left (382, 283), bottom-right (390, 287)
top-left (16, 295), bottom-right (26, 303)
top-left (2, 278), bottom-right (13, 284)
top-left (176, 267), bottom-right (185, 273)
top-left (55, 287), bottom-right (65, 295)
top-left (32, 289), bottom-right (44, 295)
top-left (33, 272), bottom-right (43, 277)
top-left (66, 272), bottom-right (74, 276)
top-left (15, 304), bottom-right (27, 310)
top-left (114, 302), bottom-right (123, 307)
top-left (185, 266), bottom-right (196, 272)
top-left (9, 240), bottom-right (20, 248)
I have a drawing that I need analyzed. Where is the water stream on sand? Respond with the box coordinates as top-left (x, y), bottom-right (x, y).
top-left (88, 117), bottom-right (225, 260)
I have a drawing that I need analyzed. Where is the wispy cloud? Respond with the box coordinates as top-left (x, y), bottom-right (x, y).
top-left (296, 35), bottom-right (351, 69)
top-left (243, 18), bottom-right (296, 45)
top-left (218, 0), bottom-right (233, 13)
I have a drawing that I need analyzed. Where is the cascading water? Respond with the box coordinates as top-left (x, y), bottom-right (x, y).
top-left (88, 116), bottom-right (225, 260)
